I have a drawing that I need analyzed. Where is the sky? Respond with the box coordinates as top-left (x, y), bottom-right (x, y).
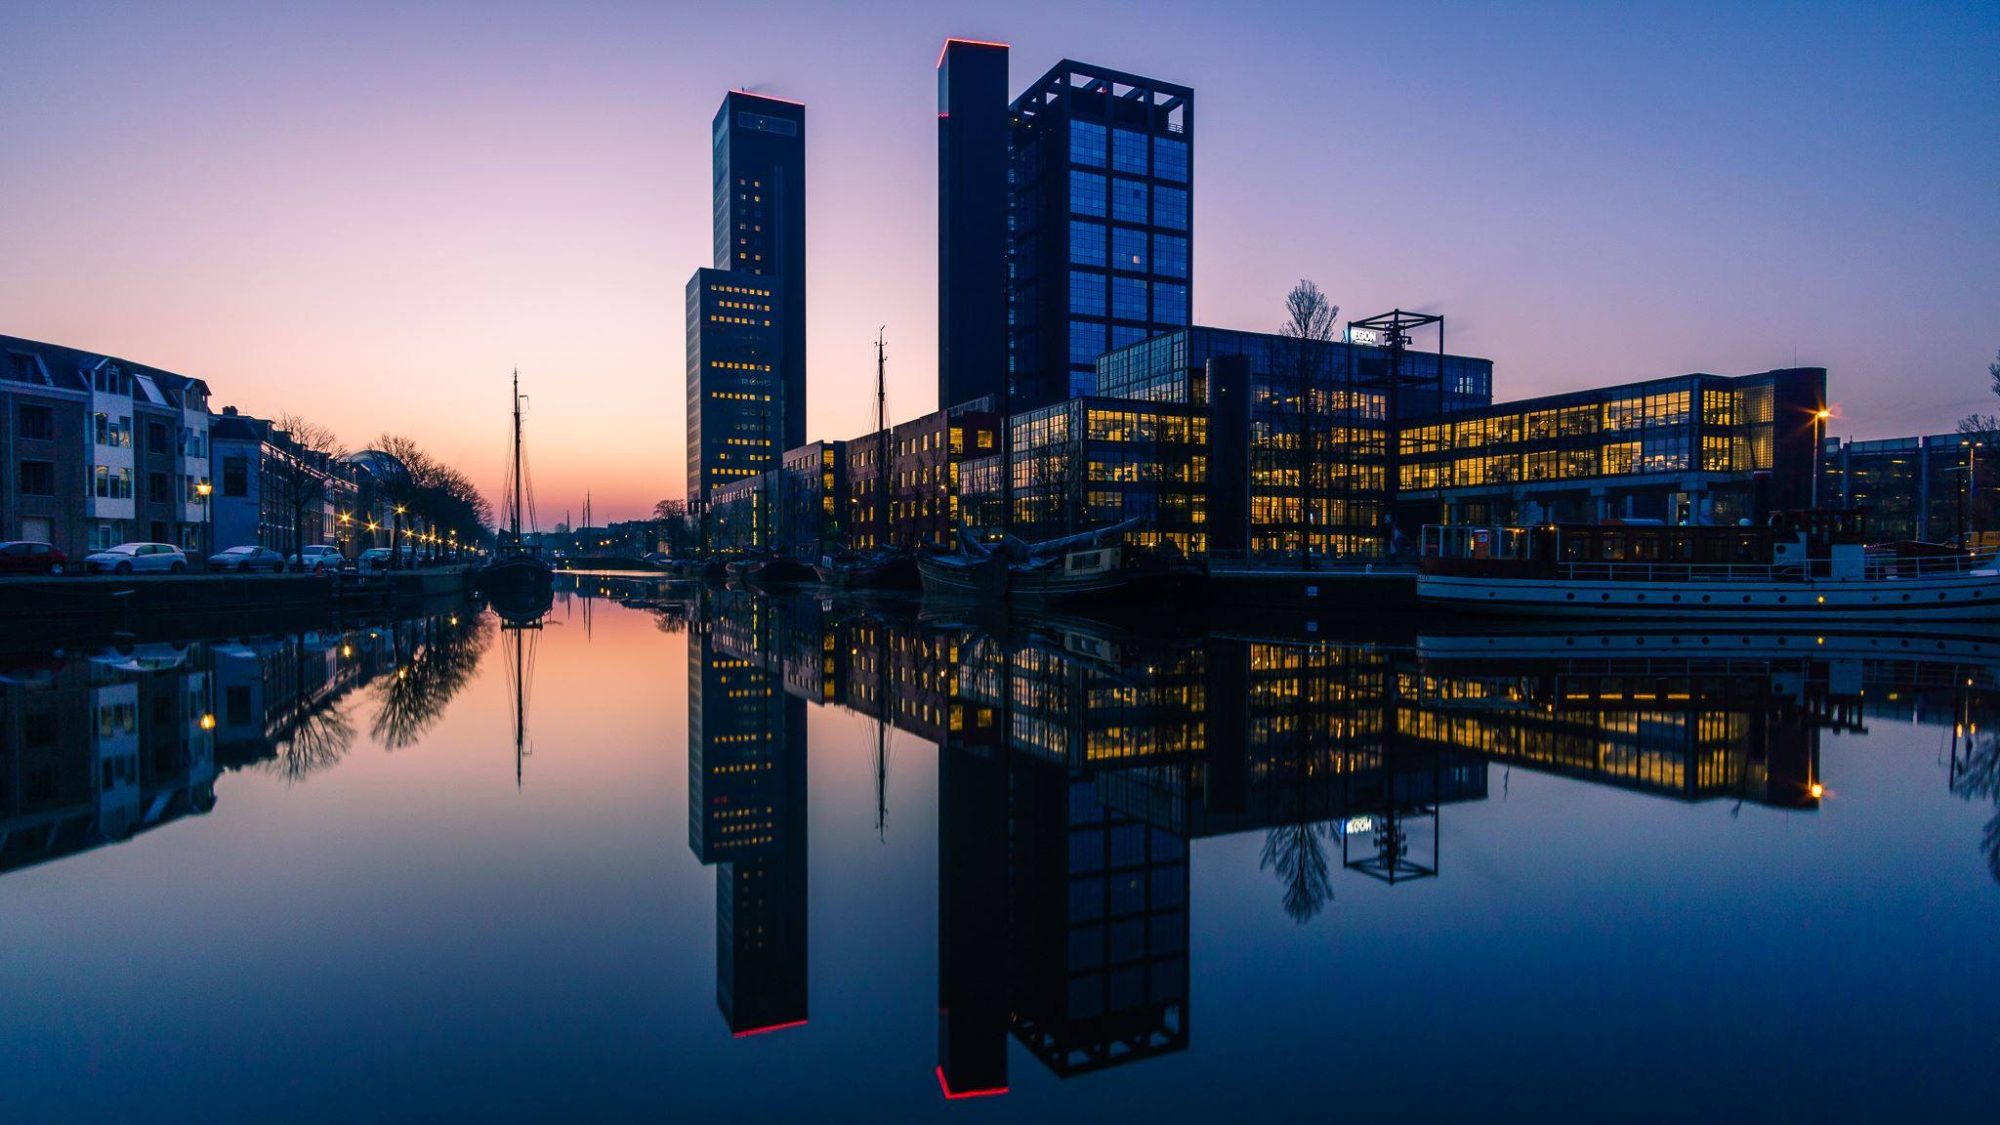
top-left (2, 1), bottom-right (1995, 523)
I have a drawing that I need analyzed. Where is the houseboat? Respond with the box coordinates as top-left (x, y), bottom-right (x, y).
top-left (1418, 511), bottom-right (2000, 620)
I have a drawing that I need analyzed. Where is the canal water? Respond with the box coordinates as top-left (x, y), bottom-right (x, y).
top-left (4, 575), bottom-right (1998, 1121)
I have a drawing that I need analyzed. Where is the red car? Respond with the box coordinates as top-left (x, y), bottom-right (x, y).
top-left (0, 540), bottom-right (70, 576)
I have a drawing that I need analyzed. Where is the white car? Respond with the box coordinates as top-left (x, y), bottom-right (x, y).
top-left (291, 544), bottom-right (343, 573)
top-left (85, 542), bottom-right (188, 575)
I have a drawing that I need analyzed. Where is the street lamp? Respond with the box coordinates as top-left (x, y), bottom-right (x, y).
top-left (195, 480), bottom-right (215, 568)
top-left (1811, 407), bottom-right (1832, 510)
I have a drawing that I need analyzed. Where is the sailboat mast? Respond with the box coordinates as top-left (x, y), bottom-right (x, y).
top-left (511, 367), bottom-right (525, 546)
top-left (876, 329), bottom-right (888, 545)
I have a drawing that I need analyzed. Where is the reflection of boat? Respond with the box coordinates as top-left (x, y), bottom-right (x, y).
top-left (723, 553), bottom-right (817, 588)
top-left (815, 550), bottom-right (919, 590)
top-left (1420, 511), bottom-right (2000, 620)
top-left (1418, 624), bottom-right (2000, 665)
top-left (479, 368), bottom-right (554, 599)
top-left (917, 518), bottom-right (1200, 605)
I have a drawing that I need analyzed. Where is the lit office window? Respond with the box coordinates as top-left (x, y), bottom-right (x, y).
top-left (1112, 227), bottom-right (1148, 272)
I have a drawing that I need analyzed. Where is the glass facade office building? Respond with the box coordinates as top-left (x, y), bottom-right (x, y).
top-left (1397, 367), bottom-right (1826, 527)
top-left (1095, 326), bottom-right (1495, 559)
top-left (688, 90), bottom-right (806, 513)
top-left (1823, 432), bottom-right (2000, 543)
top-left (1008, 62), bottom-right (1193, 410)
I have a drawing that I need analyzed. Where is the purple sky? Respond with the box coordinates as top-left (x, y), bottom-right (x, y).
top-left (3, 1), bottom-right (1994, 521)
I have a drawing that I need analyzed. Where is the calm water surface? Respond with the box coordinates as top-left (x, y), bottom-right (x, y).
top-left (4, 576), bottom-right (1999, 1121)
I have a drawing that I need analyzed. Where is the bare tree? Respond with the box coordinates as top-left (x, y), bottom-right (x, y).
top-left (267, 413), bottom-right (346, 560)
top-left (1276, 281), bottom-right (1340, 565)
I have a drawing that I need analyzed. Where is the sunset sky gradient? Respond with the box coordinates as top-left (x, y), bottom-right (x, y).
top-left (3, 1), bottom-right (1995, 522)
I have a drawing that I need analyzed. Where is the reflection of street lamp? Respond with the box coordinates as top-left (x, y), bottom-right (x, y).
top-left (195, 480), bottom-right (214, 570)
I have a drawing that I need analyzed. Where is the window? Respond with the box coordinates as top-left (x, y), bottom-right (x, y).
top-left (1069, 170), bottom-right (1107, 217)
top-left (93, 413), bottom-right (131, 447)
top-left (1155, 185), bottom-right (1188, 230)
top-left (1069, 220), bottom-right (1107, 266)
top-left (1070, 120), bottom-right (1106, 167)
top-left (1152, 234), bottom-right (1188, 278)
top-left (1112, 227), bottom-right (1148, 272)
top-left (1069, 271), bottom-right (1107, 317)
top-left (222, 456), bottom-right (249, 498)
top-left (1112, 128), bottom-right (1148, 174)
top-left (1112, 324), bottom-right (1148, 351)
top-left (1111, 276), bottom-right (1148, 321)
top-left (147, 421), bottom-right (168, 450)
top-left (149, 471), bottom-right (169, 502)
top-left (93, 466), bottom-right (133, 499)
top-left (1069, 321), bottom-right (1108, 367)
top-left (1154, 282), bottom-right (1189, 325)
top-left (18, 460), bottom-right (54, 495)
top-left (1154, 136), bottom-right (1188, 182)
top-left (1111, 178), bottom-right (1148, 224)
top-left (18, 405), bottom-right (53, 441)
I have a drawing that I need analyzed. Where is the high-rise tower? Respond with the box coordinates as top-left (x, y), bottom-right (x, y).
top-left (937, 39), bottom-right (1011, 414)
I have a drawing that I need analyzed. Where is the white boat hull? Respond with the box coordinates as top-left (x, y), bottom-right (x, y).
top-left (1418, 569), bottom-right (2000, 620)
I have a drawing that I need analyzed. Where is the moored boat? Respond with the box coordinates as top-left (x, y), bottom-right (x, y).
top-left (1418, 510), bottom-right (2000, 620)
top-left (816, 549), bottom-right (921, 590)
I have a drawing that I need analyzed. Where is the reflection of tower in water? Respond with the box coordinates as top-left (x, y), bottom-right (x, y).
top-left (687, 590), bottom-right (808, 1038)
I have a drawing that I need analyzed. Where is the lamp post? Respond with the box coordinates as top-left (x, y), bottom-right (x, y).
top-left (392, 504), bottom-right (406, 570)
top-left (195, 480), bottom-right (214, 571)
top-left (1811, 407), bottom-right (1832, 510)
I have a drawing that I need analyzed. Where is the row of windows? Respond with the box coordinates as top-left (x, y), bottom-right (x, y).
top-left (1066, 273), bottom-right (1190, 324)
top-left (1069, 171), bottom-right (1188, 230)
top-left (1068, 122), bottom-right (1189, 184)
top-left (1067, 223), bottom-right (1189, 278)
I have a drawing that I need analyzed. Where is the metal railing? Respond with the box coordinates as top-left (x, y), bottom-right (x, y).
top-left (1554, 550), bottom-right (1998, 584)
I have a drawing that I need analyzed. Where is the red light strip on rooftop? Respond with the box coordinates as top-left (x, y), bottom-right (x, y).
top-left (935, 1066), bottom-right (1009, 1100)
top-left (936, 37), bottom-right (1010, 68)
top-left (732, 88), bottom-right (805, 107)
top-left (732, 1018), bottom-right (808, 1039)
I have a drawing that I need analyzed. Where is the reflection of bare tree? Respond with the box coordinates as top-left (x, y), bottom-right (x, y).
top-left (1950, 728), bottom-right (2000, 883)
top-left (1260, 820), bottom-right (1336, 924)
top-left (269, 702), bottom-right (354, 784)
top-left (258, 634), bottom-right (357, 786)
top-left (370, 614), bottom-right (494, 749)
top-left (652, 607), bottom-right (688, 635)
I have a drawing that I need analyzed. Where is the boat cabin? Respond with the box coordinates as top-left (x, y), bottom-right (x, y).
top-left (1424, 510), bottom-right (1872, 579)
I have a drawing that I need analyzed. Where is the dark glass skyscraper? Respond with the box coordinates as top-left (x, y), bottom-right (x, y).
top-left (1007, 62), bottom-right (1193, 410)
top-left (687, 90), bottom-right (806, 511)
top-left (937, 39), bottom-right (1011, 414)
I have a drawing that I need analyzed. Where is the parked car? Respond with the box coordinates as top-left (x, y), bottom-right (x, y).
top-left (0, 540), bottom-right (70, 576)
top-left (356, 547), bottom-right (420, 572)
top-left (291, 544), bottom-right (343, 573)
top-left (85, 542), bottom-right (188, 575)
top-left (207, 545), bottom-right (287, 573)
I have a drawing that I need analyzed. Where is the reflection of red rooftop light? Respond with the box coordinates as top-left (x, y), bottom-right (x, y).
top-left (937, 37), bottom-right (1010, 68)
top-left (732, 1018), bottom-right (808, 1039)
top-left (935, 1066), bottom-right (1008, 1100)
